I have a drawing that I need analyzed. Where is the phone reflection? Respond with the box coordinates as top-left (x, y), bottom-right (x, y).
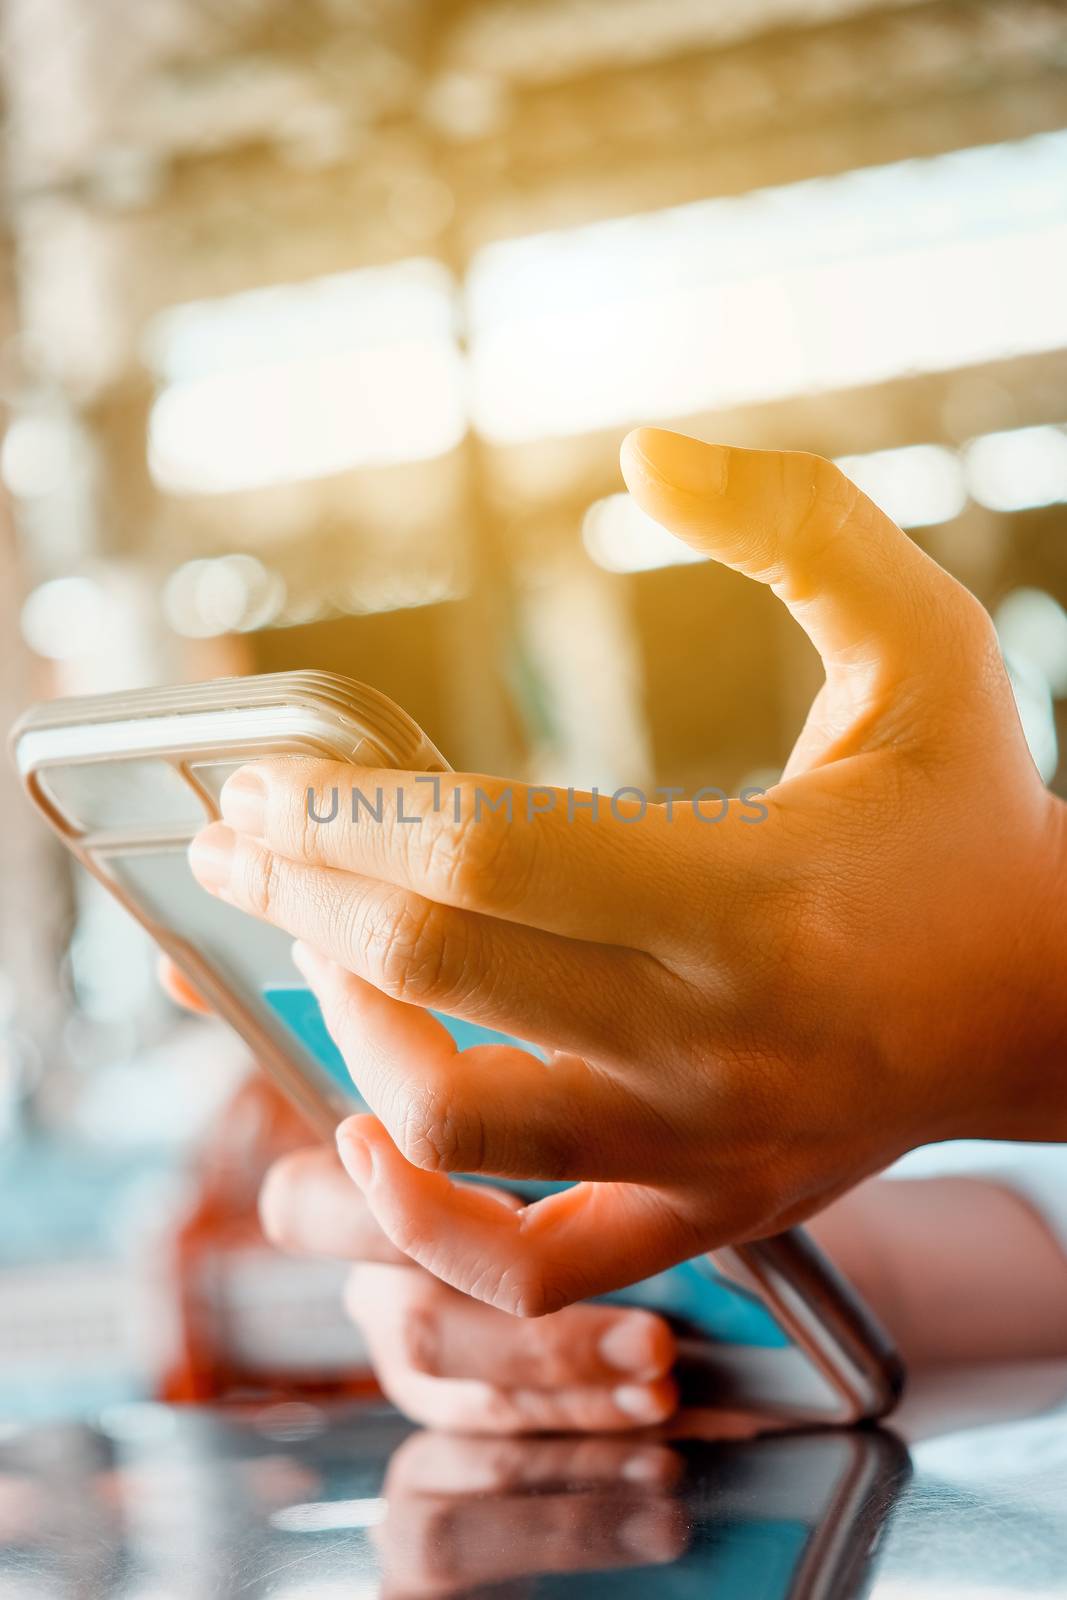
top-left (0, 1404), bottom-right (909, 1600)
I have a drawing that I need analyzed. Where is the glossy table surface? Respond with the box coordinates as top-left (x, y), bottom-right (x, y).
top-left (2, 1362), bottom-right (1067, 1598)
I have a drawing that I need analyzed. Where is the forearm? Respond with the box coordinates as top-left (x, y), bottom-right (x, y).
top-left (1027, 795), bottom-right (1067, 1132)
top-left (930, 791), bottom-right (1067, 1149)
top-left (807, 1175), bottom-right (1067, 1367)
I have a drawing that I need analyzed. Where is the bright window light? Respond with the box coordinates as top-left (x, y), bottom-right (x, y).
top-left (835, 444), bottom-right (966, 528)
top-left (452, 0), bottom-right (897, 85)
top-left (162, 555), bottom-right (286, 637)
top-left (583, 492), bottom-right (706, 573)
top-left (468, 130), bottom-right (1067, 443)
top-left (146, 261), bottom-right (466, 494)
top-left (964, 425), bottom-right (1067, 513)
top-left (1, 414), bottom-right (77, 499)
top-left (1005, 651), bottom-right (1059, 783)
top-left (996, 589), bottom-right (1067, 698)
top-left (21, 576), bottom-right (110, 661)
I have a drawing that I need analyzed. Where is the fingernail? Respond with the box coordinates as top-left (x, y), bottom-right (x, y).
top-left (337, 1127), bottom-right (376, 1189)
top-left (627, 427), bottom-right (728, 497)
top-left (613, 1384), bottom-right (669, 1424)
top-left (219, 766), bottom-right (267, 836)
top-left (188, 824), bottom-right (237, 893)
top-left (599, 1313), bottom-right (661, 1377)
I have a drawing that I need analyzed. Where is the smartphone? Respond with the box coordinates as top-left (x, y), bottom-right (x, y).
top-left (11, 671), bottom-right (904, 1425)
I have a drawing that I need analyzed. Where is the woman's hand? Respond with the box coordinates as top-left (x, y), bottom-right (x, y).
top-left (260, 1146), bottom-right (678, 1433)
top-left (187, 427), bottom-right (1067, 1315)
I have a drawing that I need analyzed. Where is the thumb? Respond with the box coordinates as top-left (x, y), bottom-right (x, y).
top-left (336, 1114), bottom-right (700, 1317)
top-left (620, 428), bottom-right (990, 692)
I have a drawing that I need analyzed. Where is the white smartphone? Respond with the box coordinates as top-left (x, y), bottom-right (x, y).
top-left (11, 671), bottom-right (904, 1425)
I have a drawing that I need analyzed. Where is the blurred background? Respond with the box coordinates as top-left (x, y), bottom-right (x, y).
top-left (0, 0), bottom-right (1066, 1418)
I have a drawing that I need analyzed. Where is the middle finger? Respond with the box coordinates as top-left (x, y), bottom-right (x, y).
top-left (217, 760), bottom-right (691, 951)
top-left (188, 822), bottom-right (675, 1062)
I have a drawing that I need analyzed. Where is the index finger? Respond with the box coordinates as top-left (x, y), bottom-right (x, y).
top-left (216, 760), bottom-right (738, 951)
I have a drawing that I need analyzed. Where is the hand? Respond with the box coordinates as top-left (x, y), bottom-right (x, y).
top-left (187, 427), bottom-right (1067, 1315)
top-left (160, 955), bottom-right (679, 1432)
top-left (260, 1144), bottom-right (678, 1433)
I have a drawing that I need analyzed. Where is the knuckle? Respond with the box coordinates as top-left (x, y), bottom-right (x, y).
top-left (516, 1315), bottom-right (576, 1386)
top-left (800, 448), bottom-right (853, 506)
top-left (803, 448), bottom-right (847, 494)
top-left (295, 759), bottom-right (351, 853)
top-left (241, 841), bottom-right (282, 920)
top-left (320, 883), bottom-right (365, 969)
top-left (401, 1304), bottom-right (442, 1374)
top-left (952, 584), bottom-right (999, 660)
top-left (789, 450), bottom-right (863, 553)
top-left (294, 773), bottom-right (328, 861)
top-left (396, 1080), bottom-right (484, 1174)
top-left (423, 789), bottom-right (521, 907)
top-left (501, 1265), bottom-right (569, 1320)
top-left (364, 891), bottom-right (465, 1007)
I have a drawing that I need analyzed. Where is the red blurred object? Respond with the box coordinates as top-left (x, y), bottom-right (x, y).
top-left (158, 1072), bottom-right (379, 1404)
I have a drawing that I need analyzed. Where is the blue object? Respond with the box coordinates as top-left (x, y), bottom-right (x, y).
top-left (263, 985), bottom-right (788, 1349)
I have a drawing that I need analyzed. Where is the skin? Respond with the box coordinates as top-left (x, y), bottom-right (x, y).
top-left (257, 1144), bottom-right (1067, 1430)
top-left (162, 956), bottom-right (1067, 1432)
top-left (163, 960), bottom-right (681, 1432)
top-left (185, 426), bottom-right (1067, 1321)
top-left (183, 425), bottom-right (1067, 1324)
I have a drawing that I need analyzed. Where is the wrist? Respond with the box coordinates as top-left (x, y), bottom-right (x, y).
top-left (968, 791), bottom-right (1067, 1143)
top-left (814, 1177), bottom-right (1067, 1367)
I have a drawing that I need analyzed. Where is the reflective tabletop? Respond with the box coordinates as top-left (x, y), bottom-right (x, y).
top-left (2, 1361), bottom-right (1067, 1598)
